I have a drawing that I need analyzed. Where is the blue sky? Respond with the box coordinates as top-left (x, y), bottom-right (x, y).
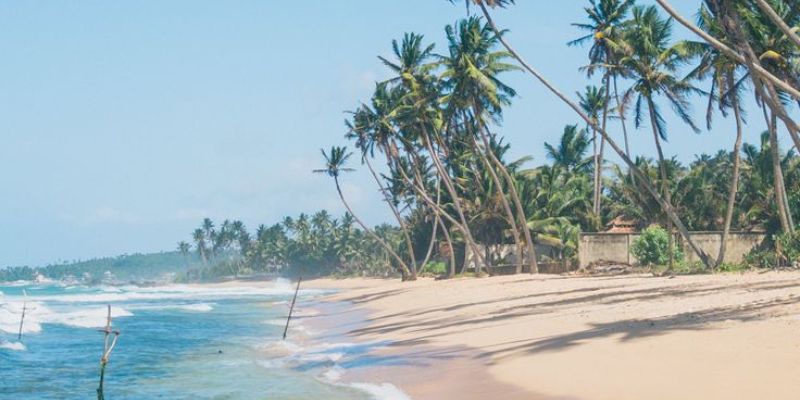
top-left (0, 1), bottom-right (789, 266)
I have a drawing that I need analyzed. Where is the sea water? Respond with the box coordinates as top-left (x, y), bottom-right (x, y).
top-left (0, 281), bottom-right (407, 399)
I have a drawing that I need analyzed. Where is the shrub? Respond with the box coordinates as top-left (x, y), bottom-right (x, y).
top-left (631, 225), bottom-right (684, 266)
top-left (775, 231), bottom-right (800, 265)
top-left (421, 261), bottom-right (448, 275)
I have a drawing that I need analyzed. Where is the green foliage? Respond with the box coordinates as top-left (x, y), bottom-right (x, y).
top-left (421, 261), bottom-right (448, 276)
top-left (179, 212), bottom-right (402, 282)
top-left (0, 252), bottom-right (200, 283)
top-left (744, 249), bottom-right (778, 268)
top-left (716, 263), bottom-right (749, 273)
top-left (630, 225), bottom-right (683, 266)
top-left (775, 231), bottom-right (800, 264)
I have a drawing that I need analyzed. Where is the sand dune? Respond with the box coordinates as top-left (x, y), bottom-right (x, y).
top-left (304, 271), bottom-right (800, 399)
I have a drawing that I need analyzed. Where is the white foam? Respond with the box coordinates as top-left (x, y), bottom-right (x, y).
top-left (0, 341), bottom-right (26, 351)
top-left (0, 300), bottom-right (132, 332)
top-left (30, 283), bottom-right (319, 304)
top-left (46, 306), bottom-right (133, 328)
top-left (132, 303), bottom-right (214, 312)
top-left (348, 383), bottom-right (412, 400)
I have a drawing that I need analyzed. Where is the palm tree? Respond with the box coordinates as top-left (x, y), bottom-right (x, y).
top-left (177, 241), bottom-right (191, 266)
top-left (315, 146), bottom-right (413, 280)
top-left (380, 32), bottom-right (489, 273)
top-left (440, 16), bottom-right (537, 273)
top-left (545, 125), bottom-right (593, 175)
top-left (347, 105), bottom-right (419, 279)
top-left (689, 0), bottom-right (747, 267)
top-left (620, 5), bottom-right (702, 270)
top-left (577, 85), bottom-right (607, 217)
top-left (457, 0), bottom-right (713, 268)
top-left (192, 229), bottom-right (208, 265)
top-left (570, 0), bottom-right (635, 215)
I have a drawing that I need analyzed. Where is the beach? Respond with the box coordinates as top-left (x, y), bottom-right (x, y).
top-left (302, 271), bottom-right (800, 400)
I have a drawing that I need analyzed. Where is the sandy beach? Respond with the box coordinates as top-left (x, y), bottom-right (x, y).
top-left (301, 271), bottom-right (800, 400)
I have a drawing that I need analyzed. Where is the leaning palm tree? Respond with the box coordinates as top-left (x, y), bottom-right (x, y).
top-left (620, 5), bottom-right (703, 270)
top-left (315, 146), bottom-right (413, 280)
top-left (689, 0), bottom-right (747, 267)
top-left (440, 16), bottom-right (538, 273)
top-left (347, 106), bottom-right (419, 279)
top-left (570, 0), bottom-right (635, 215)
top-left (449, 0), bottom-right (713, 268)
top-left (382, 32), bottom-right (488, 273)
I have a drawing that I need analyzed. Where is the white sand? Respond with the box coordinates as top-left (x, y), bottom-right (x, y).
top-left (303, 271), bottom-right (800, 400)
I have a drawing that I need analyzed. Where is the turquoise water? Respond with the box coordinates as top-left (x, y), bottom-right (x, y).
top-left (0, 281), bottom-right (404, 399)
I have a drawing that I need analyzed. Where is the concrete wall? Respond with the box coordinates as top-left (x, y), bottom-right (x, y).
top-left (578, 231), bottom-right (766, 268)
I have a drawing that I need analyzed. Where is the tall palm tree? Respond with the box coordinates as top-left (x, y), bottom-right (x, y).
top-left (314, 146), bottom-right (413, 280)
top-left (441, 16), bottom-right (538, 273)
top-left (382, 32), bottom-right (489, 273)
top-left (347, 105), bottom-right (419, 279)
top-left (577, 85), bottom-right (606, 220)
top-left (570, 0), bottom-right (635, 215)
top-left (690, 0), bottom-right (748, 267)
top-left (458, 0), bottom-right (713, 268)
top-left (620, 5), bottom-right (702, 270)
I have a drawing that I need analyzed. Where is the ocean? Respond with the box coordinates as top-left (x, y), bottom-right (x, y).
top-left (0, 280), bottom-right (408, 399)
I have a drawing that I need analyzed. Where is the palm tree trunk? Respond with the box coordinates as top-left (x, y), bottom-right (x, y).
top-left (762, 106), bottom-right (793, 234)
top-left (479, 125), bottom-right (540, 273)
top-left (613, 74), bottom-right (633, 180)
top-left (418, 180), bottom-right (443, 272)
top-left (653, 0), bottom-right (800, 101)
top-left (468, 112), bottom-right (525, 274)
top-left (419, 126), bottom-right (487, 274)
top-left (716, 81), bottom-right (744, 268)
top-left (752, 0), bottom-right (800, 49)
top-left (647, 97), bottom-right (675, 271)
top-left (333, 177), bottom-right (412, 279)
top-left (363, 155), bottom-right (418, 279)
top-left (393, 145), bottom-right (488, 271)
top-left (595, 73), bottom-right (612, 218)
top-left (477, 2), bottom-right (712, 269)
top-left (440, 217), bottom-right (457, 277)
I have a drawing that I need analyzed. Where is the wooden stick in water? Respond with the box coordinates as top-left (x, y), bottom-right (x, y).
top-left (18, 289), bottom-right (27, 342)
top-left (97, 304), bottom-right (121, 400)
top-left (282, 276), bottom-right (302, 340)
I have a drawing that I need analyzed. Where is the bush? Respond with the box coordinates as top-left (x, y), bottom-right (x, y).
top-left (631, 225), bottom-right (683, 266)
top-left (775, 231), bottom-right (800, 265)
top-left (421, 261), bottom-right (447, 275)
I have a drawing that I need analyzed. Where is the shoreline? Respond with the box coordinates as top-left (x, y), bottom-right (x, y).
top-left (299, 271), bottom-right (800, 400)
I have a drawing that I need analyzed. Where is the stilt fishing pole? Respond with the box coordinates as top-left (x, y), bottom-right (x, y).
top-left (18, 289), bottom-right (27, 342)
top-left (282, 276), bottom-right (302, 340)
top-left (97, 305), bottom-right (121, 400)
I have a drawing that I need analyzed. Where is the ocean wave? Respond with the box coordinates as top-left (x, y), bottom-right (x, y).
top-left (133, 303), bottom-right (214, 312)
top-left (28, 284), bottom-right (320, 304)
top-left (0, 340), bottom-right (26, 351)
top-left (47, 306), bottom-right (133, 328)
top-left (348, 383), bottom-right (411, 400)
top-left (0, 300), bottom-right (132, 333)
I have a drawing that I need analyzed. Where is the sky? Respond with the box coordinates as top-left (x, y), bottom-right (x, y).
top-left (0, 1), bottom-right (793, 266)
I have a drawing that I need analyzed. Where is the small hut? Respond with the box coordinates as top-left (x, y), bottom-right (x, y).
top-left (605, 216), bottom-right (639, 233)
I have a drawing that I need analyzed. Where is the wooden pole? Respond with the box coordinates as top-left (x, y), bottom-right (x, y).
top-left (97, 305), bottom-right (120, 400)
top-left (18, 289), bottom-right (27, 342)
top-left (282, 276), bottom-right (302, 340)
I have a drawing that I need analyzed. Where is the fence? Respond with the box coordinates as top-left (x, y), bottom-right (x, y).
top-left (578, 231), bottom-right (767, 268)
